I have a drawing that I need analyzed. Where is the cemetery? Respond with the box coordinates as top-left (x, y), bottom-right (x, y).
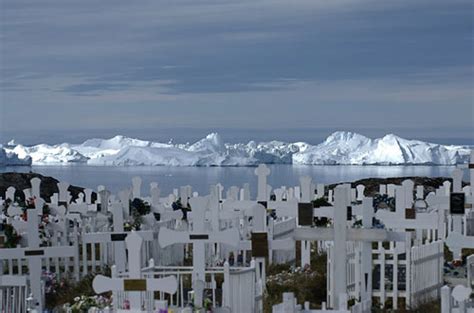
top-left (0, 151), bottom-right (472, 313)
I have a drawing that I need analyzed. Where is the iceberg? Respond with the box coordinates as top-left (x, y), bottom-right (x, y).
top-left (3, 132), bottom-right (471, 166)
top-left (0, 145), bottom-right (32, 166)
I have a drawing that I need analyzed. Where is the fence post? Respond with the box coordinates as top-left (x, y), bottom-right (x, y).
top-left (338, 293), bottom-right (348, 310)
top-left (441, 285), bottom-right (450, 313)
top-left (222, 261), bottom-right (230, 308)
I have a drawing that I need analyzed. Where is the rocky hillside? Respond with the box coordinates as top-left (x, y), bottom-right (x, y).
top-left (328, 176), bottom-right (466, 197)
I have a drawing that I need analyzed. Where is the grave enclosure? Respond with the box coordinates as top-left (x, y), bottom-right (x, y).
top-left (0, 150), bottom-right (473, 313)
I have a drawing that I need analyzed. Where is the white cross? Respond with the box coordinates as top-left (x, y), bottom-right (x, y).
top-left (375, 186), bottom-right (443, 235)
top-left (445, 232), bottom-right (474, 261)
top-left (235, 203), bottom-right (294, 282)
top-left (98, 189), bottom-right (111, 212)
top-left (30, 177), bottom-right (41, 199)
top-left (82, 201), bottom-right (155, 273)
top-left (131, 176), bottom-right (142, 199)
top-left (0, 198), bottom-right (76, 312)
top-left (5, 186), bottom-right (15, 201)
top-left (255, 164), bottom-right (271, 201)
top-left (93, 232), bottom-right (178, 313)
top-left (57, 181), bottom-right (70, 205)
top-left (158, 196), bottom-right (239, 307)
top-left (148, 186), bottom-right (183, 222)
top-left (293, 186), bottom-right (407, 309)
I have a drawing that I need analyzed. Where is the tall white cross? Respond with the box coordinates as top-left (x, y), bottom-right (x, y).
top-left (0, 199), bottom-right (76, 312)
top-left (93, 232), bottom-right (178, 313)
top-left (293, 186), bottom-right (407, 309)
top-left (255, 164), bottom-right (271, 202)
top-left (158, 196), bottom-right (240, 307)
top-left (82, 201), bottom-right (155, 273)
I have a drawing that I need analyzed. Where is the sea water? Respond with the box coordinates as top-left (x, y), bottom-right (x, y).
top-left (0, 164), bottom-right (467, 196)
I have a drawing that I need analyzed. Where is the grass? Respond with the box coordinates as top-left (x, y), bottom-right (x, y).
top-left (264, 249), bottom-right (327, 312)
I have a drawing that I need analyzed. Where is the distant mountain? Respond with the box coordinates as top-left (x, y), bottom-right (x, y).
top-left (3, 132), bottom-right (471, 166)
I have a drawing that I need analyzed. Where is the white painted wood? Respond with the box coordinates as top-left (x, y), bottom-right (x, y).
top-left (255, 164), bottom-right (271, 201)
top-left (30, 178), bottom-right (41, 199)
top-left (92, 232), bottom-right (178, 313)
top-left (0, 200), bottom-right (76, 312)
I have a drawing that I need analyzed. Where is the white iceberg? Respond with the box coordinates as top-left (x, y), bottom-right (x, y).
top-left (3, 131), bottom-right (471, 166)
top-left (0, 145), bottom-right (32, 166)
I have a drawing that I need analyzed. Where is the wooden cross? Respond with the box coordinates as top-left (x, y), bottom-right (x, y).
top-left (445, 232), bottom-right (474, 261)
top-left (424, 167), bottom-right (473, 244)
top-left (149, 186), bottom-right (183, 222)
top-left (222, 175), bottom-right (313, 266)
top-left (293, 186), bottom-right (407, 309)
top-left (0, 198), bottom-right (76, 312)
top-left (131, 176), bottom-right (142, 199)
top-left (93, 232), bottom-right (178, 313)
top-left (255, 164), bottom-right (271, 201)
top-left (57, 181), bottom-right (71, 206)
top-left (5, 186), bottom-right (16, 201)
top-left (235, 203), bottom-right (294, 282)
top-left (82, 201), bottom-right (155, 273)
top-left (158, 196), bottom-right (240, 307)
top-left (375, 185), bottom-right (444, 241)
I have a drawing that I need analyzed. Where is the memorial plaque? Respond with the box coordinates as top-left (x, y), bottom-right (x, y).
top-left (111, 233), bottom-right (127, 241)
top-left (405, 208), bottom-right (416, 220)
top-left (469, 163), bottom-right (474, 169)
top-left (258, 201), bottom-right (267, 208)
top-left (124, 279), bottom-right (147, 291)
top-left (251, 232), bottom-right (268, 258)
top-left (190, 234), bottom-right (209, 240)
top-left (298, 203), bottom-right (313, 226)
top-left (347, 206), bottom-right (352, 221)
top-left (450, 193), bottom-right (465, 215)
top-left (25, 250), bottom-right (45, 256)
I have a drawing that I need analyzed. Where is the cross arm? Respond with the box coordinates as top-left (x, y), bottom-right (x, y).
top-left (158, 227), bottom-right (240, 248)
top-left (93, 275), bottom-right (178, 295)
top-left (375, 210), bottom-right (439, 229)
top-left (237, 237), bottom-right (295, 251)
top-left (0, 246), bottom-right (76, 259)
top-left (293, 227), bottom-right (407, 242)
top-left (82, 230), bottom-right (154, 244)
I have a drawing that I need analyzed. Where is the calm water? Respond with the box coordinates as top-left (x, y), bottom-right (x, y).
top-left (0, 165), bottom-right (467, 196)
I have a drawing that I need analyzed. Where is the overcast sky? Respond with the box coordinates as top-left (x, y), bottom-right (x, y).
top-left (0, 0), bottom-right (473, 145)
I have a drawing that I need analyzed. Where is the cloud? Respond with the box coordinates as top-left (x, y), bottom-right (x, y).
top-left (0, 0), bottom-right (472, 138)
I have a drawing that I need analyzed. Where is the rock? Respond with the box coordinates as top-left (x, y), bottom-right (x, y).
top-left (327, 176), bottom-right (465, 197)
top-left (0, 172), bottom-right (96, 202)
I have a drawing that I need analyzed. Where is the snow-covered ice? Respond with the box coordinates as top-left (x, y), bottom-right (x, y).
top-left (3, 132), bottom-right (471, 166)
top-left (0, 145), bottom-right (32, 166)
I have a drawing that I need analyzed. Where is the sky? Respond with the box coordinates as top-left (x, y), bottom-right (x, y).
top-left (0, 0), bottom-right (473, 145)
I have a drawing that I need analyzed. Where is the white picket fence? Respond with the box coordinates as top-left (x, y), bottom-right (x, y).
top-left (0, 275), bottom-right (28, 313)
top-left (272, 292), bottom-right (371, 313)
top-left (110, 263), bottom-right (262, 313)
top-left (327, 239), bottom-right (444, 310)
